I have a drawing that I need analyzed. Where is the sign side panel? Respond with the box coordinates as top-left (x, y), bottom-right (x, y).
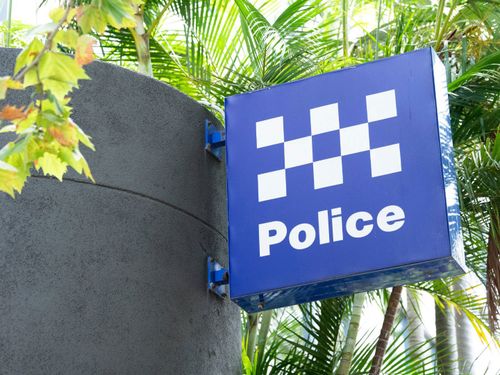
top-left (431, 50), bottom-right (467, 271)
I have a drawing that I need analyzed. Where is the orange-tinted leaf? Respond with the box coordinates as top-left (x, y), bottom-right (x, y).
top-left (75, 5), bottom-right (85, 21)
top-left (48, 123), bottom-right (78, 147)
top-left (0, 105), bottom-right (26, 121)
top-left (75, 35), bottom-right (96, 66)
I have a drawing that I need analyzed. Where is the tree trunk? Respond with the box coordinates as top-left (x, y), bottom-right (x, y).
top-left (486, 211), bottom-right (500, 332)
top-left (374, 0), bottom-right (382, 57)
top-left (406, 289), bottom-right (424, 344)
top-left (130, 8), bottom-right (153, 77)
top-left (406, 288), bottom-right (425, 358)
top-left (256, 310), bottom-right (272, 364)
top-left (454, 275), bottom-right (477, 374)
top-left (435, 297), bottom-right (459, 375)
top-left (246, 312), bottom-right (260, 363)
top-left (337, 292), bottom-right (366, 375)
top-left (341, 0), bottom-right (349, 59)
top-left (369, 286), bottom-right (403, 375)
top-left (5, 0), bottom-right (12, 47)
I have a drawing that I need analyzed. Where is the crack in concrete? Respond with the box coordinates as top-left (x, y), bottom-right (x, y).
top-left (32, 175), bottom-right (228, 241)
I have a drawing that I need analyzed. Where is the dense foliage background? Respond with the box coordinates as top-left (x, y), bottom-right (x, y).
top-left (1, 0), bottom-right (499, 374)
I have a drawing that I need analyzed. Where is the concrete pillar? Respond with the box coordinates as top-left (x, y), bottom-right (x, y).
top-left (0, 48), bottom-right (240, 374)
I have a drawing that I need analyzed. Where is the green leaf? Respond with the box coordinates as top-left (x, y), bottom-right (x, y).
top-left (15, 108), bottom-right (38, 133)
top-left (25, 52), bottom-right (89, 99)
top-left (36, 152), bottom-right (67, 181)
top-left (100, 0), bottom-right (137, 29)
top-left (14, 38), bottom-right (44, 75)
top-left (54, 29), bottom-right (79, 49)
top-left (49, 6), bottom-right (66, 23)
top-left (449, 50), bottom-right (500, 92)
top-left (0, 76), bottom-right (23, 100)
top-left (77, 6), bottom-right (107, 34)
top-left (241, 350), bottom-right (253, 375)
top-left (73, 121), bottom-right (95, 151)
top-left (57, 147), bottom-right (93, 180)
top-left (48, 6), bottom-right (77, 24)
top-left (0, 137), bottom-right (31, 162)
top-left (58, 147), bottom-right (94, 182)
top-left (0, 161), bottom-right (25, 198)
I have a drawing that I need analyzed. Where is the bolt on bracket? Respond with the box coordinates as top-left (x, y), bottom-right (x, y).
top-left (204, 119), bottom-right (226, 161)
top-left (207, 256), bottom-right (229, 298)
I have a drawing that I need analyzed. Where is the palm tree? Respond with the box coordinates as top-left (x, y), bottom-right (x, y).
top-left (405, 288), bottom-right (426, 358)
top-left (370, 286), bottom-right (404, 375)
top-left (88, 0), bottom-right (499, 373)
top-left (454, 275), bottom-right (477, 374)
top-left (337, 292), bottom-right (366, 375)
top-left (435, 295), bottom-right (459, 375)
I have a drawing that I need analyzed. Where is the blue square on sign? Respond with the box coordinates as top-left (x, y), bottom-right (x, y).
top-left (225, 48), bottom-right (465, 313)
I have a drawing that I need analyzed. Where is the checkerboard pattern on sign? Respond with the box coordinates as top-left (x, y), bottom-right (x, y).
top-left (256, 89), bottom-right (402, 202)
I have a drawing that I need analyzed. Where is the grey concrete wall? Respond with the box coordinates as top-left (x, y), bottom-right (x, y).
top-left (0, 48), bottom-right (240, 374)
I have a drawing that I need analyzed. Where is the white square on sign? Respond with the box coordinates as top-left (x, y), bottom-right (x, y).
top-left (256, 116), bottom-right (284, 148)
top-left (258, 169), bottom-right (287, 202)
top-left (366, 90), bottom-right (397, 122)
top-left (310, 103), bottom-right (339, 135)
top-left (370, 144), bottom-right (402, 177)
top-left (284, 136), bottom-right (313, 168)
top-left (313, 157), bottom-right (343, 189)
top-left (340, 123), bottom-right (370, 156)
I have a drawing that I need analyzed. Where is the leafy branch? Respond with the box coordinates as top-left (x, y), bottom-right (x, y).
top-left (0, 0), bottom-right (142, 197)
top-left (13, 3), bottom-right (74, 82)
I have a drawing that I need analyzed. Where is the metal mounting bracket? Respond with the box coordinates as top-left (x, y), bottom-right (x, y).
top-left (207, 256), bottom-right (229, 298)
top-left (204, 119), bottom-right (226, 161)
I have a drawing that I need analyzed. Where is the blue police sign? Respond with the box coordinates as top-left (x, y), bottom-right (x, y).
top-left (225, 48), bottom-right (466, 313)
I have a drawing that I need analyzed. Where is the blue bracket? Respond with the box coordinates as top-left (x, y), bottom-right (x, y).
top-left (207, 256), bottom-right (229, 298)
top-left (204, 119), bottom-right (226, 161)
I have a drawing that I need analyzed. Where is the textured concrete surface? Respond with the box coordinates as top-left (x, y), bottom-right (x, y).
top-left (0, 48), bottom-right (240, 374)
